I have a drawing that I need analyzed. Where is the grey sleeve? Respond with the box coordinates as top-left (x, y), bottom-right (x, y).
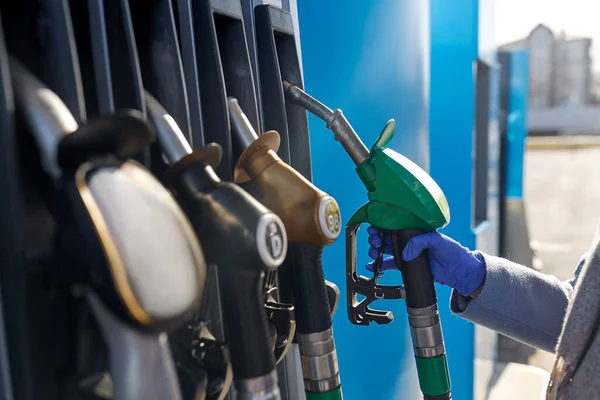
top-left (450, 253), bottom-right (587, 353)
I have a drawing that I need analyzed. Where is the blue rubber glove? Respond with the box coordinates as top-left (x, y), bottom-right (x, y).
top-left (366, 226), bottom-right (486, 297)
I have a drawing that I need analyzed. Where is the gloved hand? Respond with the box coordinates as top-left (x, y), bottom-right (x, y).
top-left (366, 226), bottom-right (486, 297)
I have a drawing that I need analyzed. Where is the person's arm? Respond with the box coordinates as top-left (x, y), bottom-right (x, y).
top-left (451, 253), bottom-right (587, 353)
top-left (366, 228), bottom-right (588, 353)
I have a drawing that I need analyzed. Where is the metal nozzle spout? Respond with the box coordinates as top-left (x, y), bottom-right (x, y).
top-left (10, 57), bottom-right (79, 180)
top-left (282, 81), bottom-right (369, 166)
top-left (282, 81), bottom-right (334, 123)
top-left (227, 97), bottom-right (259, 152)
top-left (145, 91), bottom-right (192, 165)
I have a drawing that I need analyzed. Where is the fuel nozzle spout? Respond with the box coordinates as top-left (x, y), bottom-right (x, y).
top-left (282, 81), bottom-right (334, 122)
top-left (145, 91), bottom-right (192, 164)
top-left (282, 81), bottom-right (369, 166)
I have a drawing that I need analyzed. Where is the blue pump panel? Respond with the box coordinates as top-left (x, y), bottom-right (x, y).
top-left (502, 50), bottom-right (529, 200)
top-left (297, 1), bottom-right (428, 399)
top-left (297, 0), bottom-right (481, 398)
top-left (429, 1), bottom-right (480, 399)
top-left (429, 0), bottom-right (500, 397)
top-left (497, 49), bottom-right (532, 270)
top-left (474, 0), bottom-right (502, 261)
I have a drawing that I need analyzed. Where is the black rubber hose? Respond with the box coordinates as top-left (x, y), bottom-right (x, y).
top-left (289, 243), bottom-right (331, 334)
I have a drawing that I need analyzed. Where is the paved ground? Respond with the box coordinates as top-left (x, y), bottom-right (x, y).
top-left (519, 147), bottom-right (600, 371)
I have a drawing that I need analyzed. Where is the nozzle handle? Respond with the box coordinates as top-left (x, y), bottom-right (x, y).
top-left (390, 230), bottom-right (437, 309)
top-left (228, 97), bottom-right (259, 150)
top-left (389, 230), bottom-right (452, 399)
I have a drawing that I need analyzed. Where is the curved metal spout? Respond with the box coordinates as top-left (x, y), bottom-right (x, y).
top-left (10, 57), bottom-right (78, 179)
top-left (227, 97), bottom-right (259, 151)
top-left (282, 81), bottom-right (369, 166)
top-left (145, 91), bottom-right (192, 164)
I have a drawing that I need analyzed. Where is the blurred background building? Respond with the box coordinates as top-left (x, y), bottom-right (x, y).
top-left (500, 24), bottom-right (600, 135)
top-left (500, 24), bottom-right (593, 109)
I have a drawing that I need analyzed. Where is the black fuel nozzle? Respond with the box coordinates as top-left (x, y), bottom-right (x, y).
top-left (10, 57), bottom-right (206, 400)
top-left (146, 92), bottom-right (288, 399)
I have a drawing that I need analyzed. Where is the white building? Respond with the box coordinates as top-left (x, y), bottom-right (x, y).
top-left (500, 24), bottom-right (592, 109)
top-left (553, 36), bottom-right (592, 106)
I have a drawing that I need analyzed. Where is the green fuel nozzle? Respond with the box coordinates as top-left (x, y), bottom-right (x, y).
top-left (283, 81), bottom-right (449, 231)
top-left (283, 82), bottom-right (453, 400)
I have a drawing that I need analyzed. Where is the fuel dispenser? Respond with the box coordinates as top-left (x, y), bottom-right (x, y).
top-left (173, 3), bottom-right (302, 399)
top-left (0, 1), bottom-right (466, 400)
top-left (11, 59), bottom-right (205, 400)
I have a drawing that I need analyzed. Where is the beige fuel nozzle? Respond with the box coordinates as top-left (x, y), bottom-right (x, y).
top-left (228, 99), bottom-right (341, 246)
